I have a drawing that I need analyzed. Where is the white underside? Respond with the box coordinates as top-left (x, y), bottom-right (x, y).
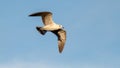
top-left (42, 24), bottom-right (61, 31)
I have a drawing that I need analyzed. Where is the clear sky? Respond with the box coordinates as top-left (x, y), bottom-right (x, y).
top-left (0, 0), bottom-right (120, 68)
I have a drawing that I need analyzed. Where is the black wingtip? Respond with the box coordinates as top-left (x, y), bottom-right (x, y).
top-left (29, 14), bottom-right (33, 16)
top-left (29, 11), bottom-right (52, 17)
top-left (29, 12), bottom-right (40, 16)
top-left (58, 50), bottom-right (62, 53)
top-left (36, 27), bottom-right (47, 35)
top-left (29, 14), bottom-right (38, 16)
top-left (28, 14), bottom-right (33, 17)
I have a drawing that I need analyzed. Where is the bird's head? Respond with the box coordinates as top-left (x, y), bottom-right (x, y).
top-left (59, 24), bottom-right (64, 29)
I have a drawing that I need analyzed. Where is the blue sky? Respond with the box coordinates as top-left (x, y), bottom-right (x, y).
top-left (0, 0), bottom-right (120, 68)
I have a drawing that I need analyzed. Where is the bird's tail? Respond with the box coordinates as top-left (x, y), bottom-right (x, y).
top-left (36, 27), bottom-right (47, 35)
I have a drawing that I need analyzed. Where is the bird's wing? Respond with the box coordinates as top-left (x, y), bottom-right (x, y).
top-left (52, 29), bottom-right (66, 53)
top-left (29, 11), bottom-right (55, 25)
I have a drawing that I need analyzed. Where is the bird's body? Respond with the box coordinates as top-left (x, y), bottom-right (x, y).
top-left (29, 11), bottom-right (66, 53)
top-left (41, 24), bottom-right (62, 31)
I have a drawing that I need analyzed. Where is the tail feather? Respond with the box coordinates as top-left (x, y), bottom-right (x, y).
top-left (36, 27), bottom-right (47, 35)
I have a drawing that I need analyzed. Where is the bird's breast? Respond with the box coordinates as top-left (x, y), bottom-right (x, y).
top-left (42, 25), bottom-right (60, 31)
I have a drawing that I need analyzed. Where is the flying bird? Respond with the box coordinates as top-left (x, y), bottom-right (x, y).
top-left (29, 11), bottom-right (66, 53)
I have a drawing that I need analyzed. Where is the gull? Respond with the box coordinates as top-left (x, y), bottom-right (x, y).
top-left (29, 11), bottom-right (66, 53)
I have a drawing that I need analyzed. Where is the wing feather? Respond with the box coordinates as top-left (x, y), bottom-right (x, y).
top-left (52, 29), bottom-right (66, 53)
top-left (29, 11), bottom-right (55, 25)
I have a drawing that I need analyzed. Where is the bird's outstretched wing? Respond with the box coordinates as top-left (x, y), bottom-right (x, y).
top-left (36, 27), bottom-right (47, 35)
top-left (29, 11), bottom-right (55, 25)
top-left (51, 29), bottom-right (66, 53)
